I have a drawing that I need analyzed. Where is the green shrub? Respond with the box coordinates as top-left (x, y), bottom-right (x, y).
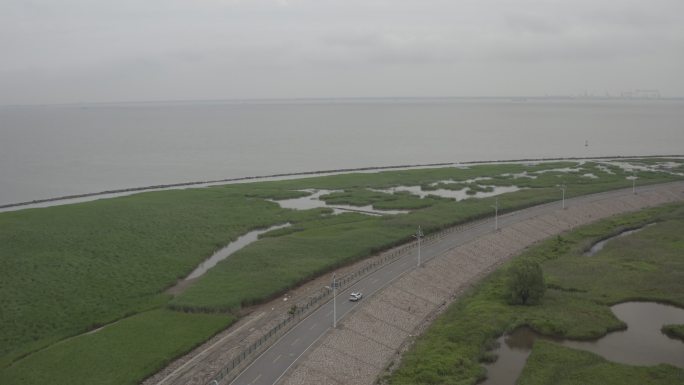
top-left (507, 260), bottom-right (545, 305)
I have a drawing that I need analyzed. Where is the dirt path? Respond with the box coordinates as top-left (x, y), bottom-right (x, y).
top-left (279, 183), bottom-right (684, 385)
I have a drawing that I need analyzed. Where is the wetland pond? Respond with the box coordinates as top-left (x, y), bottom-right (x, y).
top-left (269, 189), bottom-right (409, 215)
top-left (269, 183), bottom-right (522, 217)
top-left (372, 184), bottom-right (522, 201)
top-left (481, 302), bottom-right (684, 385)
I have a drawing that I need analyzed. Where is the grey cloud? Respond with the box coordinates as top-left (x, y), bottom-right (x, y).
top-left (1, 0), bottom-right (683, 104)
top-left (503, 13), bottom-right (567, 36)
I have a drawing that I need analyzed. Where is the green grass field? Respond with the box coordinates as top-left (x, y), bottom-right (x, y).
top-left (0, 188), bottom-right (323, 364)
top-left (1, 158), bottom-right (682, 384)
top-left (387, 202), bottom-right (684, 385)
top-left (0, 310), bottom-right (234, 385)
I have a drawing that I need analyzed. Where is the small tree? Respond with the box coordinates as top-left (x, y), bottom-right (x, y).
top-left (507, 259), bottom-right (545, 305)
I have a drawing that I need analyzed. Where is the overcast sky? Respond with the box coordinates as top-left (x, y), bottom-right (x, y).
top-left (1, 0), bottom-right (683, 105)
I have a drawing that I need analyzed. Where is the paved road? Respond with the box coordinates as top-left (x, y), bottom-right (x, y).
top-left (227, 182), bottom-right (684, 385)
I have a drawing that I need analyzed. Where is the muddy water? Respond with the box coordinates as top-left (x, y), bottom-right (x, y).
top-left (270, 189), bottom-right (409, 215)
top-left (372, 184), bottom-right (522, 201)
top-left (270, 190), bottom-right (339, 211)
top-left (481, 302), bottom-right (684, 385)
top-left (480, 328), bottom-right (546, 385)
top-left (584, 224), bottom-right (654, 256)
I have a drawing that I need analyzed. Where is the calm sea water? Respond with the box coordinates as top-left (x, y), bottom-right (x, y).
top-left (1, 98), bottom-right (682, 206)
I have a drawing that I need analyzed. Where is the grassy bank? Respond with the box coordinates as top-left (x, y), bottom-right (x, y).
top-left (519, 341), bottom-right (684, 385)
top-left (1, 158), bottom-right (682, 383)
top-left (662, 325), bottom-right (684, 342)
top-left (388, 202), bottom-right (684, 385)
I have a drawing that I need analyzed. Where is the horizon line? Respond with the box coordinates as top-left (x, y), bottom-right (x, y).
top-left (2, 94), bottom-right (683, 108)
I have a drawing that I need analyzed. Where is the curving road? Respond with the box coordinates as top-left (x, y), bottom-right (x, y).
top-left (224, 181), bottom-right (684, 385)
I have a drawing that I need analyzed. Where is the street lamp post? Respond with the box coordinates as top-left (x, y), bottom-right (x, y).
top-left (632, 172), bottom-right (637, 194)
top-left (558, 183), bottom-right (567, 209)
top-left (413, 226), bottom-right (423, 267)
top-left (491, 197), bottom-right (499, 231)
top-left (332, 273), bottom-right (337, 328)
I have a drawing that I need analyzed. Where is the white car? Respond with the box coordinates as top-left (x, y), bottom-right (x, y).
top-left (349, 292), bottom-right (363, 301)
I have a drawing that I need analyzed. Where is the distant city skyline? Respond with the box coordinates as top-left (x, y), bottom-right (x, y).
top-left (1, 0), bottom-right (683, 105)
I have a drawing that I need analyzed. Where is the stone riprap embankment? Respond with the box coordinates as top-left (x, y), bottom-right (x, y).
top-left (280, 183), bottom-right (684, 385)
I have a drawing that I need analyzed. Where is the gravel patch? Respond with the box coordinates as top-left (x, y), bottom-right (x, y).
top-left (345, 311), bottom-right (409, 350)
top-left (281, 364), bottom-right (340, 385)
top-left (376, 288), bottom-right (434, 320)
top-left (299, 345), bottom-right (379, 385)
top-left (363, 297), bottom-right (422, 332)
top-left (323, 329), bottom-right (394, 368)
top-left (392, 272), bottom-right (448, 305)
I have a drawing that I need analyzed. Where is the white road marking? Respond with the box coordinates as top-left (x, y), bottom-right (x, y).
top-left (273, 354), bottom-right (282, 364)
top-left (309, 323), bottom-right (318, 330)
top-left (272, 331), bottom-right (329, 385)
top-left (291, 338), bottom-right (300, 346)
top-left (251, 373), bottom-right (261, 384)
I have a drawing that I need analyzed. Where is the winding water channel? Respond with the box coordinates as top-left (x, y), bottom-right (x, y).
top-left (481, 302), bottom-right (684, 385)
top-left (583, 223), bottom-right (655, 256)
top-left (167, 223), bottom-right (291, 295)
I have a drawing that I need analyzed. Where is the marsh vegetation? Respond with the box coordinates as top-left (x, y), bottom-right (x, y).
top-left (1, 158), bottom-right (682, 384)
